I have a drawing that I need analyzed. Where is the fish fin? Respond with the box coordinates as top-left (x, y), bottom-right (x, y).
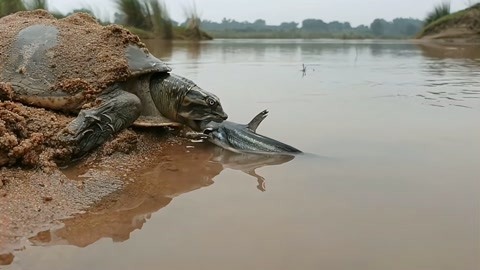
top-left (247, 109), bottom-right (268, 132)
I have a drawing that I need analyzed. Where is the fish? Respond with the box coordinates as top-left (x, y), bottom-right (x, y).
top-left (203, 110), bottom-right (302, 155)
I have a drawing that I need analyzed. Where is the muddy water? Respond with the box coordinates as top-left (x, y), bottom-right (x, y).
top-left (4, 40), bottom-right (480, 270)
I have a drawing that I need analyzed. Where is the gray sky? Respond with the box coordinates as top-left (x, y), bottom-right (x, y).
top-left (48, 0), bottom-right (475, 26)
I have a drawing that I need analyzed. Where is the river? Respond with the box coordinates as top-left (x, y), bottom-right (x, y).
top-left (4, 39), bottom-right (480, 270)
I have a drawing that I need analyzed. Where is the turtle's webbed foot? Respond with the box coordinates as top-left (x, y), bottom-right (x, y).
top-left (61, 106), bottom-right (112, 139)
top-left (60, 109), bottom-right (114, 154)
top-left (59, 89), bottom-right (141, 157)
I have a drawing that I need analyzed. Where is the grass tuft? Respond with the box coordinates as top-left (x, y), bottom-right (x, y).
top-left (0, 0), bottom-right (26, 17)
top-left (24, 0), bottom-right (47, 10)
top-left (417, 2), bottom-right (480, 38)
top-left (424, 1), bottom-right (451, 26)
top-left (183, 2), bottom-right (210, 40)
top-left (115, 0), bottom-right (149, 29)
top-left (149, 0), bottom-right (173, 39)
top-left (115, 0), bottom-right (173, 39)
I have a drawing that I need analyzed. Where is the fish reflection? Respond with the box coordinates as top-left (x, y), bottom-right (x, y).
top-left (28, 142), bottom-right (295, 249)
top-left (211, 147), bottom-right (294, 191)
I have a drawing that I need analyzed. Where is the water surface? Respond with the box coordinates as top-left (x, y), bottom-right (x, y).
top-left (5, 39), bottom-right (480, 270)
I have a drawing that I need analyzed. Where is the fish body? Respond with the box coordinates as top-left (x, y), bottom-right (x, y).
top-left (204, 110), bottom-right (301, 155)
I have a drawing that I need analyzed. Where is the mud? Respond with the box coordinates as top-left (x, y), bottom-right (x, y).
top-left (0, 127), bottom-right (186, 260)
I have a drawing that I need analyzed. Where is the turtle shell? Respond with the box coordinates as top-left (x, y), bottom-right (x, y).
top-left (0, 10), bottom-right (171, 111)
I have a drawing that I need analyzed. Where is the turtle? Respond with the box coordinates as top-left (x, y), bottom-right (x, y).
top-left (0, 10), bottom-right (228, 157)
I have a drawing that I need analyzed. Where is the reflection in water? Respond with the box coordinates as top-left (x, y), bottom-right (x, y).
top-left (210, 148), bottom-right (295, 192)
top-left (185, 41), bottom-right (202, 60)
top-left (416, 41), bottom-right (480, 60)
top-left (27, 143), bottom-right (295, 250)
top-left (143, 39), bottom-right (203, 63)
top-left (142, 39), bottom-right (173, 60)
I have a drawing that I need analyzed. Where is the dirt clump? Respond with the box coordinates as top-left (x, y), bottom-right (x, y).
top-left (0, 101), bottom-right (73, 169)
top-left (102, 129), bottom-right (139, 155)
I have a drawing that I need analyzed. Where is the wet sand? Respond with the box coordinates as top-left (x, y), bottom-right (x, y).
top-left (0, 126), bottom-right (188, 262)
top-left (0, 101), bottom-right (73, 169)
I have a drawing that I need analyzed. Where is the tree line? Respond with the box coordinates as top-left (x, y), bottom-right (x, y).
top-left (199, 17), bottom-right (424, 38)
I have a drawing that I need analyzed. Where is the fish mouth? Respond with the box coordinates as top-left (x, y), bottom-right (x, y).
top-left (192, 118), bottom-right (222, 133)
top-left (191, 118), bottom-right (222, 132)
top-left (179, 110), bottom-right (227, 131)
top-left (203, 127), bottom-right (214, 135)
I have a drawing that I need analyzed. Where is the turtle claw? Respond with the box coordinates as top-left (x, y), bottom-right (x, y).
top-left (185, 131), bottom-right (208, 140)
top-left (101, 113), bottom-right (113, 122)
top-left (86, 114), bottom-right (101, 122)
top-left (58, 127), bottom-right (94, 145)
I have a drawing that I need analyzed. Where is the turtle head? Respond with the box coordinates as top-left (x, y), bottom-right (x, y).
top-left (150, 73), bottom-right (228, 131)
top-left (177, 86), bottom-right (228, 131)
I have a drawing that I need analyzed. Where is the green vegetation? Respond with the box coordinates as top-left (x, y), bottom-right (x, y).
top-left (0, 0), bottom-right (26, 17)
top-left (113, 0), bottom-right (212, 40)
top-left (418, 3), bottom-right (480, 38)
top-left (0, 0), bottom-right (82, 19)
top-left (424, 1), bottom-right (451, 26)
top-left (182, 2), bottom-right (212, 40)
top-left (148, 0), bottom-right (173, 39)
top-left (114, 0), bottom-right (210, 40)
top-left (0, 0), bottom-right (51, 16)
top-left (115, 0), bottom-right (149, 29)
top-left (24, 0), bottom-right (47, 10)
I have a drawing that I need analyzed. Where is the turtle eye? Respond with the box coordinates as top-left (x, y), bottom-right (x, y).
top-left (206, 97), bottom-right (217, 106)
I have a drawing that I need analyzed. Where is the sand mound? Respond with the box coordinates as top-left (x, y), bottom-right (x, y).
top-left (0, 10), bottom-right (146, 98)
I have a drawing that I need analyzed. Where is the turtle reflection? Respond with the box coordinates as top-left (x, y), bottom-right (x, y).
top-left (29, 143), bottom-right (295, 249)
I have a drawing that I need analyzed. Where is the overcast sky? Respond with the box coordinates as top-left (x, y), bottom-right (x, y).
top-left (48, 0), bottom-right (475, 26)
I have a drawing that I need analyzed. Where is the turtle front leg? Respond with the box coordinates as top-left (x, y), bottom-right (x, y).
top-left (60, 87), bottom-right (141, 157)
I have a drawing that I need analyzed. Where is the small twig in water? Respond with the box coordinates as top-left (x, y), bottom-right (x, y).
top-left (301, 63), bottom-right (307, 77)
